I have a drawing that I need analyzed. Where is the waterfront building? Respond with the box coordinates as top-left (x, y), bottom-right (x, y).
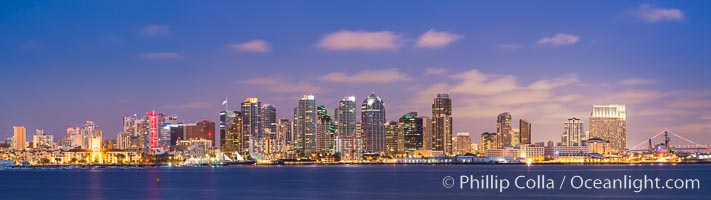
top-left (277, 118), bottom-right (292, 153)
top-left (589, 104), bottom-right (627, 153)
top-left (262, 104), bottom-right (277, 155)
top-left (454, 132), bottom-right (471, 155)
top-left (316, 105), bottom-right (336, 154)
top-left (496, 112), bottom-right (513, 148)
top-left (544, 145), bottom-right (593, 160)
top-left (562, 117), bottom-right (586, 146)
top-left (158, 114), bottom-right (178, 148)
top-left (335, 96), bottom-right (357, 138)
top-left (294, 95), bottom-right (317, 155)
top-left (32, 129), bottom-right (53, 149)
top-left (65, 127), bottom-right (82, 148)
top-left (400, 112), bottom-right (425, 153)
top-left (223, 111), bottom-right (245, 155)
top-left (242, 97), bottom-right (263, 151)
top-left (421, 116), bottom-right (432, 150)
top-left (583, 137), bottom-right (612, 155)
top-left (384, 121), bottom-right (402, 157)
top-left (80, 121), bottom-right (102, 150)
top-left (13, 126), bottom-right (26, 150)
top-left (480, 132), bottom-right (497, 154)
top-left (432, 93), bottom-right (453, 155)
top-left (219, 110), bottom-right (239, 148)
top-left (519, 119), bottom-right (531, 145)
top-left (362, 93), bottom-right (386, 155)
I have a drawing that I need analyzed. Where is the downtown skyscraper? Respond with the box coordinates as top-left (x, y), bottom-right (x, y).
top-left (432, 93), bottom-right (452, 155)
top-left (220, 110), bottom-right (244, 154)
top-left (589, 104), bottom-right (627, 153)
top-left (562, 117), bottom-right (585, 146)
top-left (519, 119), bottom-right (531, 145)
top-left (241, 98), bottom-right (262, 152)
top-left (362, 93), bottom-right (386, 155)
top-left (334, 96), bottom-right (357, 138)
top-left (13, 126), bottom-right (26, 150)
top-left (496, 112), bottom-right (513, 148)
top-left (294, 95), bottom-right (317, 154)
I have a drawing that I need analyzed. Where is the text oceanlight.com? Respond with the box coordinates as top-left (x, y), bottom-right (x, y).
top-left (442, 175), bottom-right (700, 193)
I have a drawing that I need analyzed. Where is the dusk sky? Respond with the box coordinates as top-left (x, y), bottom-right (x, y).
top-left (1, 1), bottom-right (710, 147)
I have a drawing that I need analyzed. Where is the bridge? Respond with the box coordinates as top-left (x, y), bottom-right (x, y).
top-left (630, 129), bottom-right (711, 153)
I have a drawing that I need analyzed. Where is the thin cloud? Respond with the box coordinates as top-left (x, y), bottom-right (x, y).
top-left (634, 4), bottom-right (684, 23)
top-left (320, 68), bottom-right (413, 84)
top-left (165, 101), bottom-right (212, 110)
top-left (425, 68), bottom-right (448, 76)
top-left (139, 52), bottom-right (181, 59)
top-left (140, 24), bottom-right (171, 36)
top-left (317, 30), bottom-right (402, 51)
top-left (537, 33), bottom-right (580, 46)
top-left (619, 78), bottom-right (657, 86)
top-left (415, 29), bottom-right (463, 49)
top-left (230, 39), bottom-right (271, 53)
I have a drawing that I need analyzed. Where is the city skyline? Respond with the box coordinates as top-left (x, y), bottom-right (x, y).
top-left (2, 1), bottom-right (711, 147)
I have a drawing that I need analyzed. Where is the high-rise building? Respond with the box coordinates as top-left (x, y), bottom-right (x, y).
top-left (589, 104), bottom-right (627, 153)
top-left (454, 132), bottom-right (472, 155)
top-left (66, 127), bottom-right (82, 148)
top-left (496, 112), bottom-right (513, 148)
top-left (432, 93), bottom-right (453, 155)
top-left (480, 132), bottom-right (497, 154)
top-left (400, 112), bottom-right (425, 152)
top-left (384, 121), bottom-right (403, 157)
top-left (277, 118), bottom-right (292, 154)
top-left (13, 126), bottom-right (26, 150)
top-left (335, 96), bottom-right (357, 138)
top-left (562, 117), bottom-right (585, 146)
top-left (294, 95), bottom-right (317, 154)
top-left (224, 112), bottom-right (245, 155)
top-left (362, 93), bottom-right (386, 155)
top-left (242, 97), bottom-right (262, 151)
top-left (520, 119), bottom-right (531, 145)
top-left (262, 104), bottom-right (277, 143)
top-left (316, 105), bottom-right (336, 154)
top-left (220, 110), bottom-right (237, 148)
top-left (197, 120), bottom-right (216, 142)
top-left (32, 129), bottom-right (53, 149)
top-left (159, 114), bottom-right (178, 148)
top-left (421, 116), bottom-right (432, 150)
top-left (80, 121), bottom-right (102, 150)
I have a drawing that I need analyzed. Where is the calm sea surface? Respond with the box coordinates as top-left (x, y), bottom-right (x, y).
top-left (1, 164), bottom-right (709, 200)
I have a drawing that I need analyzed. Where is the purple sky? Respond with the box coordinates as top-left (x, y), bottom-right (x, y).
top-left (1, 1), bottom-right (710, 148)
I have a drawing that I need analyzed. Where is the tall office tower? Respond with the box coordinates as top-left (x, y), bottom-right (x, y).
top-left (400, 112), bottom-right (425, 152)
top-left (421, 116), bottom-right (432, 150)
top-left (335, 96), bottom-right (357, 138)
top-left (316, 105), bottom-right (335, 154)
top-left (159, 114), bottom-right (178, 148)
top-left (196, 120), bottom-right (216, 141)
top-left (520, 119), bottom-right (531, 145)
top-left (384, 121), bottom-right (402, 157)
top-left (294, 95), bottom-right (317, 154)
top-left (13, 126), bottom-right (26, 150)
top-left (224, 112), bottom-right (245, 155)
top-left (168, 123), bottom-right (184, 145)
top-left (362, 93), bottom-right (386, 155)
top-left (454, 132), bottom-right (472, 155)
top-left (262, 104), bottom-right (277, 140)
top-left (562, 117), bottom-right (585, 146)
top-left (513, 129), bottom-right (521, 146)
top-left (146, 111), bottom-right (159, 149)
top-left (122, 114), bottom-right (147, 151)
top-left (496, 112), bottom-right (513, 148)
top-left (589, 104), bottom-right (627, 152)
top-left (66, 127), bottom-right (82, 148)
top-left (80, 121), bottom-right (102, 150)
top-left (277, 118), bottom-right (292, 154)
top-left (220, 110), bottom-right (240, 150)
top-left (32, 129), bottom-right (53, 149)
top-left (278, 119), bottom-right (293, 145)
top-left (432, 93), bottom-right (453, 155)
top-left (241, 97), bottom-right (262, 150)
top-left (480, 132), bottom-right (497, 154)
